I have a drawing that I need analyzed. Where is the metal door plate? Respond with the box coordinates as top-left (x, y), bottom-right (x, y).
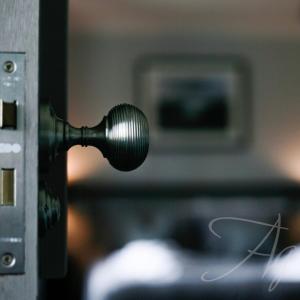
top-left (0, 53), bottom-right (25, 274)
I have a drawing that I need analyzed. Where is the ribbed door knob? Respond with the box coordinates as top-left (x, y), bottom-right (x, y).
top-left (40, 103), bottom-right (149, 171)
top-left (103, 104), bottom-right (149, 171)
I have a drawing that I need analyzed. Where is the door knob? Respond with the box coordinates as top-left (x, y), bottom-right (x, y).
top-left (38, 182), bottom-right (61, 237)
top-left (40, 103), bottom-right (149, 171)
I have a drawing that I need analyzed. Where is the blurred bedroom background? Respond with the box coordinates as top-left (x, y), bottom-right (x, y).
top-left (44, 1), bottom-right (300, 299)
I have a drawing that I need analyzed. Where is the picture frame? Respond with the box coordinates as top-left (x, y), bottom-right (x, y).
top-left (135, 56), bottom-right (250, 152)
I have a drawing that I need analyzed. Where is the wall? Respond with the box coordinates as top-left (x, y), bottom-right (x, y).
top-left (68, 33), bottom-right (300, 187)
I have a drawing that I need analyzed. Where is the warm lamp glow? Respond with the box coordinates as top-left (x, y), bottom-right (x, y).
top-left (270, 145), bottom-right (300, 182)
top-left (67, 145), bottom-right (105, 184)
top-left (281, 158), bottom-right (300, 182)
top-left (67, 205), bottom-right (103, 269)
top-left (67, 205), bottom-right (92, 253)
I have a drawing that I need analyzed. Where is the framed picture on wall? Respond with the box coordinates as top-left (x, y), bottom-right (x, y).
top-left (134, 56), bottom-right (250, 151)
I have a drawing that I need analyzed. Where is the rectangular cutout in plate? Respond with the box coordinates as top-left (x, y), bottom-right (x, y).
top-left (0, 168), bottom-right (15, 206)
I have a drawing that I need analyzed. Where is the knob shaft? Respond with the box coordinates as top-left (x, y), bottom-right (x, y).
top-left (40, 103), bottom-right (149, 171)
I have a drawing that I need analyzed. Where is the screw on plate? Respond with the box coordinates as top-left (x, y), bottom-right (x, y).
top-left (3, 61), bottom-right (16, 73)
top-left (1, 253), bottom-right (15, 268)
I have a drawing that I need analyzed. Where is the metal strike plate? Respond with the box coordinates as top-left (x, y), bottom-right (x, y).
top-left (0, 53), bottom-right (25, 274)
